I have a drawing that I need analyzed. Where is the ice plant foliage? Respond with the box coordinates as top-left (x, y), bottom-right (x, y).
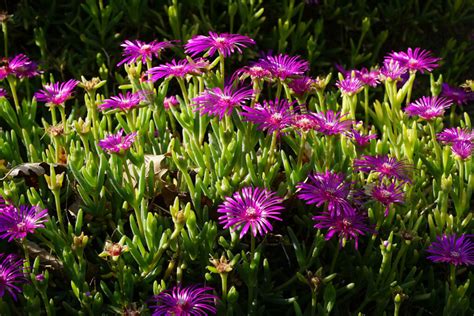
top-left (404, 96), bottom-right (452, 120)
top-left (34, 79), bottom-right (79, 106)
top-left (354, 155), bottom-right (412, 183)
top-left (185, 31), bottom-right (255, 57)
top-left (193, 85), bottom-right (253, 119)
top-left (387, 48), bottom-right (440, 73)
top-left (117, 40), bottom-right (174, 66)
top-left (99, 91), bottom-right (142, 112)
top-left (0, 205), bottom-right (48, 241)
top-left (427, 234), bottom-right (474, 266)
top-left (297, 171), bottom-right (353, 215)
top-left (217, 187), bottom-right (284, 238)
top-left (0, 254), bottom-right (26, 301)
top-left (240, 99), bottom-right (294, 134)
top-left (151, 285), bottom-right (218, 315)
top-left (98, 129), bottom-right (137, 154)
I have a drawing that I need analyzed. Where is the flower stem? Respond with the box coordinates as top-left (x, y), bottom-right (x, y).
top-left (177, 78), bottom-right (189, 106)
top-left (364, 86), bottom-right (369, 126)
top-left (219, 53), bottom-right (225, 87)
top-left (449, 264), bottom-right (456, 290)
top-left (248, 234), bottom-right (256, 315)
top-left (311, 290), bottom-right (317, 316)
top-left (52, 188), bottom-right (65, 234)
top-left (2, 21), bottom-right (8, 57)
top-left (7, 77), bottom-right (20, 112)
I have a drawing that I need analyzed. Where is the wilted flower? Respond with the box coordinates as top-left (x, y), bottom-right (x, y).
top-left (336, 77), bottom-right (364, 96)
top-left (297, 171), bottom-right (353, 216)
top-left (292, 113), bottom-right (319, 133)
top-left (148, 59), bottom-right (196, 81)
top-left (98, 129), bottom-right (137, 154)
top-left (355, 68), bottom-right (380, 87)
top-left (451, 141), bottom-right (473, 160)
top-left (151, 285), bottom-right (218, 316)
top-left (0, 254), bottom-right (27, 301)
top-left (440, 83), bottom-right (474, 105)
top-left (427, 234), bottom-right (474, 266)
top-left (240, 99), bottom-right (294, 134)
top-left (368, 183), bottom-right (405, 216)
top-left (34, 79), bottom-right (79, 106)
top-left (312, 110), bottom-right (353, 136)
top-left (217, 187), bottom-right (284, 239)
top-left (354, 155), bottom-right (412, 183)
top-left (117, 40), bottom-right (174, 66)
top-left (288, 77), bottom-right (315, 96)
top-left (256, 53), bottom-right (309, 81)
top-left (193, 85), bottom-right (253, 119)
top-left (0, 205), bottom-right (48, 241)
top-left (349, 129), bottom-right (377, 147)
top-left (387, 48), bottom-right (440, 73)
top-left (313, 209), bottom-right (370, 249)
top-left (437, 127), bottom-right (474, 144)
top-left (163, 96), bottom-right (180, 110)
top-left (99, 240), bottom-right (129, 261)
top-left (185, 32), bottom-right (255, 57)
top-left (404, 96), bottom-right (452, 120)
top-left (99, 91), bottom-right (142, 112)
top-left (234, 64), bottom-right (272, 81)
top-left (380, 59), bottom-right (407, 81)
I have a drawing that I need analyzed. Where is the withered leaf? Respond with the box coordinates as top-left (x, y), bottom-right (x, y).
top-left (1, 162), bottom-right (67, 180)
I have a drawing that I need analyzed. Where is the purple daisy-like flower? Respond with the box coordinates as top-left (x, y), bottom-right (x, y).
top-left (368, 183), bottom-right (404, 216)
top-left (34, 79), bottom-right (79, 106)
top-left (256, 53), bottom-right (309, 81)
top-left (98, 129), bottom-right (137, 154)
top-left (288, 77), bottom-right (315, 96)
top-left (151, 285), bottom-right (218, 316)
top-left (99, 91), bottom-right (142, 112)
top-left (240, 99), bottom-right (294, 134)
top-left (193, 85), bottom-right (253, 119)
top-left (217, 187), bottom-right (284, 239)
top-left (336, 77), bottom-right (364, 96)
top-left (354, 155), bottom-right (412, 183)
top-left (312, 110), bottom-right (353, 136)
top-left (185, 31), bottom-right (255, 58)
top-left (117, 40), bottom-right (174, 66)
top-left (163, 96), bottom-right (179, 110)
top-left (0, 205), bottom-right (49, 242)
top-left (148, 59), bottom-right (196, 82)
top-left (427, 234), bottom-right (474, 266)
top-left (0, 88), bottom-right (7, 98)
top-left (0, 197), bottom-right (14, 213)
top-left (387, 48), bottom-right (440, 73)
top-left (451, 141), bottom-right (473, 160)
top-left (355, 68), bottom-right (380, 87)
top-left (0, 253), bottom-right (27, 301)
top-left (437, 127), bottom-right (474, 144)
top-left (234, 64), bottom-right (273, 81)
top-left (7, 54), bottom-right (40, 78)
top-left (404, 96), bottom-right (452, 120)
top-left (350, 130), bottom-right (377, 147)
top-left (380, 59), bottom-right (408, 81)
top-left (292, 113), bottom-right (319, 133)
top-left (313, 209), bottom-right (370, 249)
top-left (441, 83), bottom-right (474, 105)
top-left (297, 171), bottom-right (353, 216)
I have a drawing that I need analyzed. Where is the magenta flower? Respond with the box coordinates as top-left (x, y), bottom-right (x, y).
top-left (193, 85), bottom-right (253, 119)
top-left (217, 187), bottom-right (284, 239)
top-left (117, 40), bottom-right (174, 66)
top-left (234, 64), bottom-right (273, 81)
top-left (256, 53), bottom-right (309, 81)
top-left (0, 197), bottom-right (14, 213)
top-left (34, 79), bottom-right (79, 106)
top-left (151, 285), bottom-right (217, 315)
top-left (0, 88), bottom-right (7, 98)
top-left (288, 77), bottom-right (315, 96)
top-left (355, 68), bottom-right (380, 87)
top-left (387, 48), bottom-right (440, 73)
top-left (7, 54), bottom-right (40, 78)
top-left (313, 209), bottom-right (370, 249)
top-left (98, 129), bottom-right (137, 154)
top-left (148, 59), bottom-right (196, 82)
top-left (350, 130), bottom-right (377, 147)
top-left (336, 77), bottom-right (364, 96)
top-left (368, 183), bottom-right (404, 216)
top-left (441, 83), bottom-right (474, 105)
top-left (297, 171), bottom-right (353, 216)
top-left (451, 141), bottom-right (473, 160)
top-left (163, 96), bottom-right (179, 110)
top-left (380, 59), bottom-right (408, 81)
top-left (185, 31), bottom-right (255, 58)
top-left (0, 205), bottom-right (48, 241)
top-left (240, 99), bottom-right (294, 134)
top-left (404, 96), bottom-right (452, 120)
top-left (0, 254), bottom-right (26, 301)
top-left (292, 113), bottom-right (319, 133)
top-left (427, 234), bottom-right (474, 266)
top-left (437, 127), bottom-right (474, 144)
top-left (99, 91), bottom-right (142, 112)
top-left (354, 155), bottom-right (412, 183)
top-left (312, 110), bottom-right (353, 136)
